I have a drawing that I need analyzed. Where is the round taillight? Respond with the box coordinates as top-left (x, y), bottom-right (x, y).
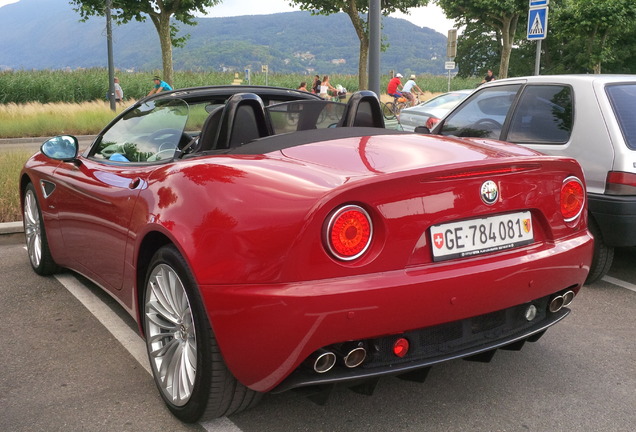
top-left (393, 338), bottom-right (410, 358)
top-left (325, 205), bottom-right (372, 261)
top-left (560, 176), bottom-right (585, 222)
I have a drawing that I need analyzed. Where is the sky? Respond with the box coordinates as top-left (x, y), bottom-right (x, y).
top-left (0, 0), bottom-right (456, 35)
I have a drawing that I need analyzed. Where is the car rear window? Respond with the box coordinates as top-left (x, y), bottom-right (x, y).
top-left (506, 85), bottom-right (573, 144)
top-left (606, 83), bottom-right (636, 150)
top-left (439, 84), bottom-right (521, 139)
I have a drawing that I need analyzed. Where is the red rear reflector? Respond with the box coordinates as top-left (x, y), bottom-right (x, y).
top-left (560, 176), bottom-right (585, 222)
top-left (606, 171), bottom-right (636, 195)
top-left (393, 338), bottom-right (410, 358)
top-left (425, 117), bottom-right (440, 130)
top-left (325, 205), bottom-right (372, 261)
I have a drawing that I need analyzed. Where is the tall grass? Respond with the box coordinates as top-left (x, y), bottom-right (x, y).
top-left (0, 69), bottom-right (480, 104)
top-left (0, 151), bottom-right (32, 223)
top-left (0, 70), bottom-right (479, 138)
top-left (0, 101), bottom-right (128, 138)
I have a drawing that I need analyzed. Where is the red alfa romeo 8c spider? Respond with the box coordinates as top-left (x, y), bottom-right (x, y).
top-left (20, 86), bottom-right (593, 422)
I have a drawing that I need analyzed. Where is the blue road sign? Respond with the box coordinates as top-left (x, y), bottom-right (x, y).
top-left (527, 7), bottom-right (548, 40)
top-left (530, 0), bottom-right (549, 7)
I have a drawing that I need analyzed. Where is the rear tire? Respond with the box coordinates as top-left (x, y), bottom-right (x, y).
top-left (394, 102), bottom-right (408, 117)
top-left (143, 245), bottom-right (261, 423)
top-left (382, 102), bottom-right (396, 120)
top-left (585, 217), bottom-right (614, 284)
top-left (23, 183), bottom-right (59, 275)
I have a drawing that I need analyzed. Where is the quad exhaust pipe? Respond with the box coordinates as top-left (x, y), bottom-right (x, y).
top-left (549, 290), bottom-right (575, 313)
top-left (338, 343), bottom-right (367, 368)
top-left (307, 342), bottom-right (367, 373)
top-left (306, 349), bottom-right (337, 373)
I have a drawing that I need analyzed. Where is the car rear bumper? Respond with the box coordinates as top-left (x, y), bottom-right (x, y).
top-left (588, 193), bottom-right (636, 246)
top-left (202, 233), bottom-right (593, 393)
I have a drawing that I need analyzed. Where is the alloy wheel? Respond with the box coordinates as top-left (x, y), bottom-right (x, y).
top-left (145, 263), bottom-right (197, 406)
top-left (23, 189), bottom-right (42, 268)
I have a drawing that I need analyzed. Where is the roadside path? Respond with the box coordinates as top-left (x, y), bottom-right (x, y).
top-left (0, 135), bottom-right (96, 153)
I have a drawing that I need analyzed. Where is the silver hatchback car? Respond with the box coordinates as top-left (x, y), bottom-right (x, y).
top-left (429, 75), bottom-right (636, 283)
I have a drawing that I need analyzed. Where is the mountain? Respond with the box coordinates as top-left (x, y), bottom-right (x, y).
top-left (0, 0), bottom-right (448, 75)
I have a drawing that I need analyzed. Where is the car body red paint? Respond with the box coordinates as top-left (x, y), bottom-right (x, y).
top-left (20, 87), bottom-right (593, 421)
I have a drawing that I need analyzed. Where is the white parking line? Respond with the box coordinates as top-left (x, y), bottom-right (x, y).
top-left (601, 275), bottom-right (636, 292)
top-left (53, 272), bottom-right (243, 432)
top-left (54, 273), bottom-right (151, 374)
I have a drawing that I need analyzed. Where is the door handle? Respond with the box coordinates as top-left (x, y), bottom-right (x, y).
top-left (129, 178), bottom-right (141, 189)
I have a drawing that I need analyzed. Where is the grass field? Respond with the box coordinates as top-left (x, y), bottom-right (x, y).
top-left (0, 151), bottom-right (32, 223)
top-left (0, 69), bottom-right (480, 104)
top-left (0, 101), bottom-right (129, 138)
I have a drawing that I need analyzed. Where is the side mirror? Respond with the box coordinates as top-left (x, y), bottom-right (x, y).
top-left (414, 126), bottom-right (431, 135)
top-left (41, 135), bottom-right (79, 161)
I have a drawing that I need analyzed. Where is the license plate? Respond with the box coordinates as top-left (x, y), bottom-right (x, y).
top-left (431, 211), bottom-right (533, 261)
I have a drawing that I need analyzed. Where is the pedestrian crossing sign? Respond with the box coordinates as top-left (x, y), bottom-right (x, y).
top-left (527, 6), bottom-right (548, 40)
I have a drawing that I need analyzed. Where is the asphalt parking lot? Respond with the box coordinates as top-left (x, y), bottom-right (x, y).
top-left (1, 228), bottom-right (634, 432)
top-left (1, 134), bottom-right (635, 431)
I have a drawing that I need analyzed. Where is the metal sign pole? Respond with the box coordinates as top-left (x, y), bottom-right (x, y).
top-left (527, 1), bottom-right (549, 76)
top-left (446, 29), bottom-right (457, 93)
top-left (106, 0), bottom-right (115, 111)
top-left (534, 39), bottom-right (542, 76)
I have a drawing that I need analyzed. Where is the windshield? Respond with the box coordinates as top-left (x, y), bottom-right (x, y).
top-left (423, 92), bottom-right (468, 110)
top-left (440, 84), bottom-right (521, 139)
top-left (91, 99), bottom-right (190, 162)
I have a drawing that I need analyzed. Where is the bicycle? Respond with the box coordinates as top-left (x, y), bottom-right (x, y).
top-left (382, 95), bottom-right (409, 120)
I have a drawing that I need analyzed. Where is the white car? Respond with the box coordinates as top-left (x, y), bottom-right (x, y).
top-left (399, 89), bottom-right (473, 132)
top-left (430, 74), bottom-right (636, 283)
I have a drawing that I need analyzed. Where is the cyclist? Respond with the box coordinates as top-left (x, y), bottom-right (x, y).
top-left (387, 73), bottom-right (403, 100)
top-left (401, 74), bottom-right (423, 107)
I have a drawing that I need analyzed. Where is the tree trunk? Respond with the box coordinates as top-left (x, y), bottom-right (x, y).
top-left (151, 14), bottom-right (175, 87)
top-left (344, 0), bottom-right (369, 90)
top-left (498, 14), bottom-right (519, 79)
top-left (358, 38), bottom-right (369, 90)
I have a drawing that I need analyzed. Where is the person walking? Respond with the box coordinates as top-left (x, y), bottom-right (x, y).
top-left (481, 69), bottom-right (496, 84)
top-left (148, 76), bottom-right (173, 96)
top-left (401, 75), bottom-right (423, 107)
top-left (297, 82), bottom-right (309, 92)
top-left (311, 75), bottom-right (321, 94)
top-left (113, 77), bottom-right (123, 103)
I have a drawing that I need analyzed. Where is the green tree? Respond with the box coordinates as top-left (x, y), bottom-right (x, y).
top-left (454, 21), bottom-right (500, 78)
top-left (435, 0), bottom-right (527, 79)
top-left (549, 0), bottom-right (636, 73)
top-left (289, 0), bottom-right (429, 89)
top-left (70, 0), bottom-right (221, 88)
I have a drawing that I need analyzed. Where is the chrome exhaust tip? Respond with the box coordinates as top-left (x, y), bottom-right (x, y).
top-left (343, 347), bottom-right (367, 368)
top-left (308, 349), bottom-right (336, 373)
top-left (549, 295), bottom-right (564, 313)
top-left (562, 290), bottom-right (575, 307)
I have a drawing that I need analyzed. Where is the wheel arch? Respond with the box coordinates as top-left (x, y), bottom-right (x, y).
top-left (135, 230), bottom-right (174, 336)
top-left (19, 173), bottom-right (34, 206)
top-left (585, 211), bottom-right (614, 284)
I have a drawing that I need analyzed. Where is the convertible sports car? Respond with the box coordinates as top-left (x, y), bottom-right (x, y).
top-left (21, 85), bottom-right (593, 423)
